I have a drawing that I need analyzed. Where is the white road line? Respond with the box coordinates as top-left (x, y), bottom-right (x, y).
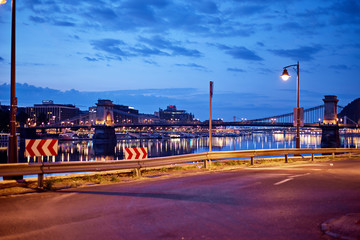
top-left (274, 178), bottom-right (293, 185)
top-left (274, 173), bottom-right (310, 186)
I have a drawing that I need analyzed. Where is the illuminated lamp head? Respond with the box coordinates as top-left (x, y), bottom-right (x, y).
top-left (281, 68), bottom-right (291, 81)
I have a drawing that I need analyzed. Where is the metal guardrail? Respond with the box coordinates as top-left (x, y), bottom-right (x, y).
top-left (1, 148), bottom-right (360, 188)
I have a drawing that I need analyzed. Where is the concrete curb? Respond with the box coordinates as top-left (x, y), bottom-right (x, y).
top-left (321, 213), bottom-right (360, 240)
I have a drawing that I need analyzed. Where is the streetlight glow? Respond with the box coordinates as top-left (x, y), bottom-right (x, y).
top-left (0, 0), bottom-right (7, 4)
top-left (281, 68), bottom-right (291, 81)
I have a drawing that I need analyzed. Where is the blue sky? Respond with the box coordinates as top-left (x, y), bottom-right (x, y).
top-left (0, 0), bottom-right (359, 121)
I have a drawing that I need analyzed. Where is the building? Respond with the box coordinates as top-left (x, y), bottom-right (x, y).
top-left (157, 105), bottom-right (194, 122)
top-left (113, 104), bottom-right (139, 124)
top-left (138, 113), bottom-right (161, 124)
top-left (26, 100), bottom-right (80, 125)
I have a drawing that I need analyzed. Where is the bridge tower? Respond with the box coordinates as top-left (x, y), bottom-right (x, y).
top-left (95, 99), bottom-right (114, 125)
top-left (321, 95), bottom-right (340, 148)
top-left (93, 100), bottom-right (116, 146)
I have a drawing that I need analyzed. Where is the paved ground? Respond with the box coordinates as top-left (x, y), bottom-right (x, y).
top-left (1, 159), bottom-right (360, 240)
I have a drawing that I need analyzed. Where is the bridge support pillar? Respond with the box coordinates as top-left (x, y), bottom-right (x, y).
top-left (93, 125), bottom-right (117, 158)
top-left (93, 125), bottom-right (116, 143)
top-left (321, 125), bottom-right (340, 148)
top-left (321, 96), bottom-right (340, 148)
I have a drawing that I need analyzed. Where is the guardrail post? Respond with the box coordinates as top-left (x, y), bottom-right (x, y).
top-left (38, 173), bottom-right (44, 189)
top-left (332, 152), bottom-right (335, 159)
top-left (204, 153), bottom-right (211, 169)
top-left (311, 153), bottom-right (314, 161)
top-left (349, 152), bottom-right (352, 158)
top-left (204, 159), bottom-right (211, 169)
top-left (250, 157), bottom-right (254, 165)
top-left (37, 157), bottom-right (44, 189)
top-left (285, 154), bottom-right (288, 163)
top-left (134, 168), bottom-right (141, 178)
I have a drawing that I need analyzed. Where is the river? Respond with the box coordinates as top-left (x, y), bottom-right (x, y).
top-left (1, 130), bottom-right (359, 163)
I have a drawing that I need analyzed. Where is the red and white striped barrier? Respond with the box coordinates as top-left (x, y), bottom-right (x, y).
top-left (124, 147), bottom-right (148, 160)
top-left (25, 139), bottom-right (58, 157)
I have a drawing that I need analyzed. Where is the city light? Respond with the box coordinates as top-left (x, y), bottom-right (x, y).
top-left (280, 69), bottom-right (291, 81)
top-left (0, 0), bottom-right (7, 5)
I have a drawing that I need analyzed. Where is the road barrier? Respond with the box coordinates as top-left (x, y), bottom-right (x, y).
top-left (1, 148), bottom-right (360, 188)
top-left (124, 147), bottom-right (148, 160)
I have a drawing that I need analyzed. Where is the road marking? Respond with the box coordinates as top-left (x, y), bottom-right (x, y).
top-left (274, 173), bottom-right (310, 186)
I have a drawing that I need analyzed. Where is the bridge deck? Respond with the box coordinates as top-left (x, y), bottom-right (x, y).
top-left (24, 122), bottom-right (358, 130)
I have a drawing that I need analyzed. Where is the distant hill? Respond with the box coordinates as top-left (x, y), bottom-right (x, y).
top-left (338, 98), bottom-right (360, 124)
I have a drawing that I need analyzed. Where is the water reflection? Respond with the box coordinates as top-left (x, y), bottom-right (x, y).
top-left (1, 132), bottom-right (359, 163)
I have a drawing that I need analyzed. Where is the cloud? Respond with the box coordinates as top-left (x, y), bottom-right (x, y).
top-left (227, 68), bottom-right (245, 72)
top-left (175, 63), bottom-right (207, 70)
top-left (52, 20), bottom-right (76, 27)
top-left (295, 0), bottom-right (360, 27)
top-left (329, 64), bottom-right (351, 70)
top-left (214, 44), bottom-right (263, 61)
top-left (143, 59), bottom-right (159, 66)
top-left (227, 47), bottom-right (263, 61)
top-left (268, 45), bottom-right (323, 61)
top-left (90, 36), bottom-right (202, 61)
top-left (90, 39), bottom-right (129, 60)
top-left (84, 57), bottom-right (98, 62)
top-left (278, 22), bottom-right (313, 33)
top-left (29, 15), bottom-right (76, 27)
top-left (21, 0), bottom-right (257, 38)
top-left (70, 35), bottom-right (80, 40)
top-left (256, 67), bottom-right (274, 75)
top-left (138, 36), bottom-right (202, 57)
top-left (132, 45), bottom-right (170, 57)
top-left (327, 0), bottom-right (360, 25)
top-left (191, 1), bottom-right (219, 14)
top-left (229, 4), bottom-right (268, 17)
top-left (29, 16), bottom-right (47, 24)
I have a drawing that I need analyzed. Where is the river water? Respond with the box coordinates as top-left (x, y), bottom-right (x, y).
top-left (1, 130), bottom-right (358, 163)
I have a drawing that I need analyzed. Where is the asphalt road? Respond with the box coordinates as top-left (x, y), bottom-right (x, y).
top-left (1, 159), bottom-right (360, 240)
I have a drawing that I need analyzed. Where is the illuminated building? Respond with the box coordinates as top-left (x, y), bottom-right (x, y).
top-left (157, 105), bottom-right (194, 122)
top-left (26, 100), bottom-right (80, 125)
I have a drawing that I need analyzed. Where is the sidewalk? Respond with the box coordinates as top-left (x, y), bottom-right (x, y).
top-left (322, 213), bottom-right (360, 239)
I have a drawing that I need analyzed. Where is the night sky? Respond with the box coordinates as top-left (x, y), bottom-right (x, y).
top-left (0, 0), bottom-right (359, 121)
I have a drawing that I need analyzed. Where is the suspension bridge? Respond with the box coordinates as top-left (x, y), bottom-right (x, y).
top-left (250, 105), bottom-right (344, 124)
top-left (27, 103), bottom-right (359, 130)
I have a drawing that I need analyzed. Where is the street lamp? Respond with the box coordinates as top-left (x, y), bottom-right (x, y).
top-left (209, 81), bottom-right (213, 152)
top-left (281, 61), bottom-right (301, 148)
top-left (1, 0), bottom-right (17, 163)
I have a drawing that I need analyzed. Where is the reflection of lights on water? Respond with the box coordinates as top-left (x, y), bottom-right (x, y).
top-left (3, 131), bottom-right (356, 163)
top-left (341, 136), bottom-right (360, 148)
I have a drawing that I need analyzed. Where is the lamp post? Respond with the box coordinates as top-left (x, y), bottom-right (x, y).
top-left (1, 0), bottom-right (18, 163)
top-left (209, 81), bottom-right (213, 152)
top-left (281, 61), bottom-right (300, 148)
